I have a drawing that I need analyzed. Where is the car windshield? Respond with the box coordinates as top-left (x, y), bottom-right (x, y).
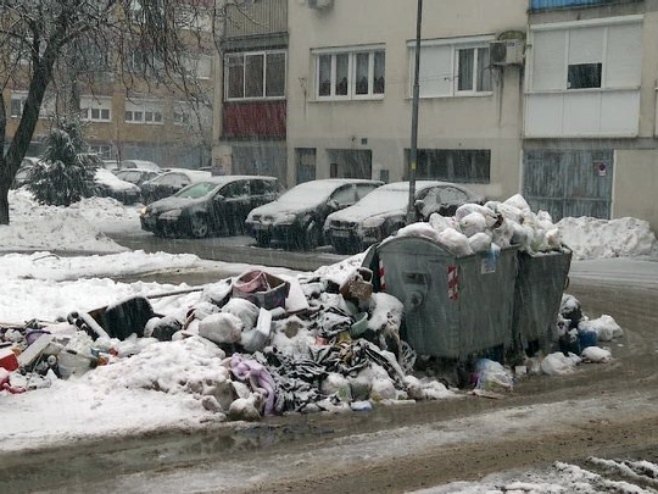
top-left (276, 181), bottom-right (343, 206)
top-left (175, 181), bottom-right (217, 199)
top-left (350, 185), bottom-right (409, 212)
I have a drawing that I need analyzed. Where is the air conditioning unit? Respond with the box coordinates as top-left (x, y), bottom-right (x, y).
top-left (308, 0), bottom-right (334, 9)
top-left (490, 39), bottom-right (524, 66)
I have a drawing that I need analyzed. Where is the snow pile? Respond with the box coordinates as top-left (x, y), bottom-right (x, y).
top-left (0, 250), bottom-right (205, 282)
top-left (390, 194), bottom-right (565, 257)
top-left (1, 260), bottom-right (461, 432)
top-left (1, 189), bottom-right (136, 253)
top-left (557, 216), bottom-right (656, 260)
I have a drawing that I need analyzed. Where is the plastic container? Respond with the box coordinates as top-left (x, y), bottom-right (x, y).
top-left (578, 329), bottom-right (598, 350)
top-left (233, 270), bottom-right (290, 310)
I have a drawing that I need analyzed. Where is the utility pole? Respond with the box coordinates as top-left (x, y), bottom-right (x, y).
top-left (407, 0), bottom-right (423, 224)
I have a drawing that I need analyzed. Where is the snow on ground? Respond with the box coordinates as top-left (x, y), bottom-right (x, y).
top-left (0, 189), bottom-right (140, 253)
top-left (557, 216), bottom-right (657, 260)
top-left (413, 459), bottom-right (658, 494)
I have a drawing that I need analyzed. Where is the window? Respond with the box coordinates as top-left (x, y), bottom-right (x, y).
top-left (408, 149), bottom-right (491, 183)
top-left (330, 185), bottom-right (357, 206)
top-left (315, 47), bottom-right (385, 100)
top-left (225, 50), bottom-right (286, 100)
top-left (457, 47), bottom-right (491, 92)
top-left (125, 100), bottom-right (163, 124)
top-left (530, 23), bottom-right (642, 92)
top-left (10, 93), bottom-right (26, 118)
top-left (88, 144), bottom-right (112, 159)
top-left (80, 96), bottom-right (112, 122)
top-left (183, 54), bottom-right (212, 80)
top-left (412, 38), bottom-right (493, 97)
top-left (173, 102), bottom-right (192, 126)
top-left (567, 63), bottom-right (602, 89)
top-left (10, 91), bottom-right (56, 119)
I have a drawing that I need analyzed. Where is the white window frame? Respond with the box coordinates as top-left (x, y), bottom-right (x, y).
top-left (408, 35), bottom-right (495, 99)
top-left (125, 99), bottom-right (163, 125)
top-left (182, 54), bottom-right (212, 80)
top-left (527, 16), bottom-right (644, 94)
top-left (10, 91), bottom-right (56, 119)
top-left (80, 95), bottom-right (112, 123)
top-left (224, 49), bottom-right (287, 101)
top-left (454, 46), bottom-right (492, 95)
top-left (313, 45), bottom-right (386, 101)
top-left (10, 92), bottom-right (27, 118)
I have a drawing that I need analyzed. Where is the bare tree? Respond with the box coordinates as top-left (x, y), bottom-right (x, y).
top-left (0, 0), bottom-right (237, 224)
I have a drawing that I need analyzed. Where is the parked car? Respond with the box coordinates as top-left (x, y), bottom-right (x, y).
top-left (102, 160), bottom-right (120, 171)
top-left (114, 168), bottom-right (160, 187)
top-left (245, 178), bottom-right (383, 249)
top-left (324, 181), bottom-right (483, 254)
top-left (120, 159), bottom-right (161, 172)
top-left (11, 157), bottom-right (40, 189)
top-left (140, 169), bottom-right (211, 203)
top-left (140, 175), bottom-right (279, 238)
top-left (94, 168), bottom-right (142, 204)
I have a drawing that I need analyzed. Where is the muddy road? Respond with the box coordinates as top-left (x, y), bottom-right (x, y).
top-left (2, 278), bottom-right (657, 493)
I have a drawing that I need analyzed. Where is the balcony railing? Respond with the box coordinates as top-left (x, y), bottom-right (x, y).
top-left (225, 0), bottom-right (287, 38)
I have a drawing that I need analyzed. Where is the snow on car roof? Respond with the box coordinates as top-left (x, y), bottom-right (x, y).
top-left (276, 179), bottom-right (381, 206)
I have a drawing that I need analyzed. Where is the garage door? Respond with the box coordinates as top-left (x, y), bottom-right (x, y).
top-left (523, 150), bottom-right (613, 221)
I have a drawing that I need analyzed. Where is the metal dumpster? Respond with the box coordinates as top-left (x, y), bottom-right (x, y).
top-left (363, 237), bottom-right (518, 360)
top-left (512, 249), bottom-right (572, 356)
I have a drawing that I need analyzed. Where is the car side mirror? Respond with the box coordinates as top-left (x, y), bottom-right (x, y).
top-left (414, 199), bottom-right (425, 210)
top-left (327, 199), bottom-right (339, 210)
top-left (214, 194), bottom-right (224, 202)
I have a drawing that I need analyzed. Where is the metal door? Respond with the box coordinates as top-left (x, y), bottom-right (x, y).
top-left (523, 150), bottom-right (613, 220)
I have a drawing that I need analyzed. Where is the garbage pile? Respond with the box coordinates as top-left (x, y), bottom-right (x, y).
top-left (394, 193), bottom-right (565, 256)
top-left (0, 265), bottom-right (457, 420)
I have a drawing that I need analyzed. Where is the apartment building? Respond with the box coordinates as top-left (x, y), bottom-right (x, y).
top-left (285, 0), bottom-right (528, 200)
top-left (212, 0), bottom-right (288, 182)
top-left (3, 3), bottom-right (214, 169)
top-left (524, 0), bottom-right (658, 231)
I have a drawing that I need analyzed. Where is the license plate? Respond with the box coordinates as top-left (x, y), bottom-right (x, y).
top-left (332, 230), bottom-right (350, 238)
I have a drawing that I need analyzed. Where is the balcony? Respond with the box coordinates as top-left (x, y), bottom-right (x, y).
top-left (530, 0), bottom-right (640, 11)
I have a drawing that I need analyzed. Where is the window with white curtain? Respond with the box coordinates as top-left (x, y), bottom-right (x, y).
top-left (411, 37), bottom-right (493, 98)
top-left (314, 47), bottom-right (385, 100)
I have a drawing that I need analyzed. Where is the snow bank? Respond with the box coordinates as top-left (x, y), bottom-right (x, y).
top-left (557, 216), bottom-right (656, 260)
top-left (1, 189), bottom-right (138, 253)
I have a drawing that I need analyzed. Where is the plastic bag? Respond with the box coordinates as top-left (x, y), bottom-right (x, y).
top-left (437, 228), bottom-right (473, 257)
top-left (474, 359), bottom-right (514, 392)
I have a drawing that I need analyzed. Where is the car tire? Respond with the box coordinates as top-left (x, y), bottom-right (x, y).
top-left (255, 231), bottom-right (271, 247)
top-left (333, 239), bottom-right (356, 255)
top-left (302, 223), bottom-right (321, 251)
top-left (189, 214), bottom-right (209, 239)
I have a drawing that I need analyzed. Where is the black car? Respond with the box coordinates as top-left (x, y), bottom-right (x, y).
top-left (140, 175), bottom-right (279, 238)
top-left (324, 181), bottom-right (484, 254)
top-left (140, 169), bottom-right (212, 204)
top-left (245, 179), bottom-right (383, 250)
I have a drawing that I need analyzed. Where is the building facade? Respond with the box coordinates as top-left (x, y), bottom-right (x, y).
top-left (3, 2), bottom-right (215, 169)
top-left (212, 0), bottom-right (288, 182)
top-left (285, 0), bottom-right (528, 200)
top-left (524, 0), bottom-right (658, 231)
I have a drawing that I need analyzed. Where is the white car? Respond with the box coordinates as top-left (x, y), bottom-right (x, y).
top-left (120, 159), bottom-right (161, 172)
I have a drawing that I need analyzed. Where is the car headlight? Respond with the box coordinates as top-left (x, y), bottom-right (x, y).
top-left (159, 209), bottom-right (182, 220)
top-left (361, 217), bottom-right (385, 229)
top-left (274, 213), bottom-right (297, 225)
